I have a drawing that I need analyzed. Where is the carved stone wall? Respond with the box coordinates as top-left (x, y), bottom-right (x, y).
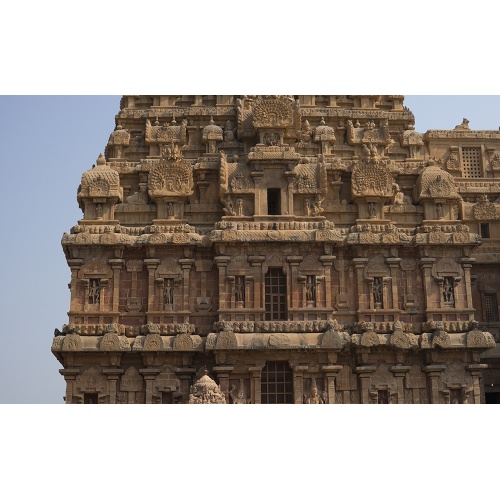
top-left (54, 96), bottom-right (500, 403)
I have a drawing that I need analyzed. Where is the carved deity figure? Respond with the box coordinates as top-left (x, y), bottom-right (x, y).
top-left (373, 277), bottom-right (383, 305)
top-left (89, 279), bottom-right (101, 305)
top-left (436, 203), bottom-right (443, 219)
top-left (235, 276), bottom-right (245, 303)
top-left (305, 379), bottom-right (324, 404)
top-left (304, 199), bottom-right (312, 216)
top-left (167, 202), bottom-right (175, 218)
top-left (306, 276), bottom-right (316, 303)
top-left (301, 120), bottom-right (312, 142)
top-left (392, 184), bottom-right (404, 205)
top-left (312, 198), bottom-right (324, 216)
top-left (443, 277), bottom-right (455, 305)
top-left (230, 379), bottom-right (250, 404)
top-left (95, 203), bottom-right (103, 219)
top-left (368, 202), bottom-right (377, 219)
top-left (224, 120), bottom-right (236, 142)
top-left (237, 198), bottom-right (243, 216)
top-left (164, 278), bottom-right (174, 305)
top-left (222, 196), bottom-right (236, 216)
top-left (126, 184), bottom-right (148, 205)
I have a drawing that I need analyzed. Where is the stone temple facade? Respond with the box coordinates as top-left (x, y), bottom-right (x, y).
top-left (52, 95), bottom-right (500, 404)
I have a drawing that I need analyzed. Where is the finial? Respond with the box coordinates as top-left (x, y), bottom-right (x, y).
top-left (320, 117), bottom-right (326, 125)
top-left (209, 116), bottom-right (215, 124)
top-left (97, 153), bottom-right (106, 166)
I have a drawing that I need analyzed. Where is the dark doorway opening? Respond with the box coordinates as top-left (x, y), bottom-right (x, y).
top-left (485, 392), bottom-right (500, 404)
top-left (84, 393), bottom-right (98, 404)
top-left (267, 188), bottom-right (281, 215)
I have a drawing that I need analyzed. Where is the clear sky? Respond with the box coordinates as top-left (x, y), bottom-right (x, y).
top-left (1, 95), bottom-right (500, 403)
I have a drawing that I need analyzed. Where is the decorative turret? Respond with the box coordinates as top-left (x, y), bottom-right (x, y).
top-left (107, 124), bottom-right (130, 159)
top-left (78, 153), bottom-right (122, 221)
top-left (188, 370), bottom-right (226, 404)
top-left (313, 117), bottom-right (336, 154)
top-left (202, 117), bottom-right (223, 154)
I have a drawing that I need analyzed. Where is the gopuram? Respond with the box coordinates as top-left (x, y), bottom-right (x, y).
top-left (53, 95), bottom-right (500, 404)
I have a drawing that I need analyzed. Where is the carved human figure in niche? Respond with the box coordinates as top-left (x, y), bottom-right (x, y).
top-left (235, 276), bottom-right (245, 303)
top-left (304, 199), bottom-right (312, 216)
top-left (164, 278), bottom-right (174, 305)
top-left (222, 196), bottom-right (235, 216)
top-left (373, 277), bottom-right (383, 305)
top-left (237, 198), bottom-right (243, 216)
top-left (392, 184), bottom-right (404, 205)
top-left (312, 198), bottom-right (324, 216)
top-left (167, 202), bottom-right (175, 218)
top-left (368, 202), bottom-right (376, 219)
top-left (95, 203), bottom-right (103, 219)
top-left (306, 275), bottom-right (316, 303)
top-left (230, 379), bottom-right (250, 404)
top-left (264, 133), bottom-right (279, 146)
top-left (436, 203), bottom-right (443, 219)
top-left (89, 279), bottom-right (101, 304)
top-left (224, 120), bottom-right (235, 142)
top-left (443, 277), bottom-right (455, 305)
top-left (301, 120), bottom-right (312, 142)
top-left (305, 380), bottom-right (324, 404)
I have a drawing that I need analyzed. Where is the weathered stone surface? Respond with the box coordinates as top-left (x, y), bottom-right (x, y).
top-left (53, 96), bottom-right (500, 404)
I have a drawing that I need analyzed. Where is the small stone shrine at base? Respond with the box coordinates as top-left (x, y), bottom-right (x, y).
top-left (53, 95), bottom-right (500, 403)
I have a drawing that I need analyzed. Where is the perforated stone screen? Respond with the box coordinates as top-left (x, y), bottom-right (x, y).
top-left (462, 147), bottom-right (482, 178)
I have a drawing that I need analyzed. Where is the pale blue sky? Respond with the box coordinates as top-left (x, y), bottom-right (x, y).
top-left (1, 95), bottom-right (500, 403)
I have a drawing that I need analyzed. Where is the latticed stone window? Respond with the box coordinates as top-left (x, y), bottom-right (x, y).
top-left (261, 361), bottom-right (293, 404)
top-left (461, 147), bottom-right (482, 178)
top-left (89, 279), bottom-right (101, 305)
top-left (483, 294), bottom-right (499, 322)
top-left (480, 223), bottom-right (490, 239)
top-left (265, 269), bottom-right (286, 320)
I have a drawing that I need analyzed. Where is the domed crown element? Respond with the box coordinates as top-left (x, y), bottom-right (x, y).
top-left (108, 124), bottom-right (130, 146)
top-left (188, 369), bottom-right (227, 404)
top-left (314, 117), bottom-right (336, 142)
top-left (79, 154), bottom-right (122, 200)
top-left (415, 160), bottom-right (460, 201)
top-left (202, 117), bottom-right (223, 142)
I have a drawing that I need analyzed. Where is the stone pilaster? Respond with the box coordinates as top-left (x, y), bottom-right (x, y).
top-left (390, 366), bottom-right (410, 404)
top-left (423, 364), bottom-right (446, 404)
top-left (60, 368), bottom-right (80, 404)
top-left (355, 365), bottom-right (376, 404)
top-left (322, 365), bottom-right (342, 404)
top-left (103, 368), bottom-right (124, 404)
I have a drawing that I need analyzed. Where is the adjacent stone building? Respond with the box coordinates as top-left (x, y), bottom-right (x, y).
top-left (52, 95), bottom-right (500, 404)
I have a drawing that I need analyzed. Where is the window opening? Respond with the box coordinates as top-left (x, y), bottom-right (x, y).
top-left (265, 268), bottom-right (287, 320)
top-left (450, 389), bottom-right (463, 404)
top-left (480, 223), bottom-right (490, 239)
top-left (84, 393), bottom-right (98, 404)
top-left (161, 392), bottom-right (173, 404)
top-left (462, 147), bottom-right (482, 178)
top-left (484, 294), bottom-right (499, 322)
top-left (378, 390), bottom-right (389, 404)
top-left (267, 188), bottom-right (281, 215)
top-left (261, 361), bottom-right (293, 404)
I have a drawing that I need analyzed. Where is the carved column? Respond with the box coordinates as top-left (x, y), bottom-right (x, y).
top-left (67, 259), bottom-right (83, 312)
top-left (179, 258), bottom-right (194, 313)
top-left (352, 258), bottom-right (369, 315)
top-left (103, 368), bottom-right (123, 404)
top-left (144, 259), bottom-right (160, 315)
top-left (215, 256), bottom-right (231, 311)
top-left (423, 364), bottom-right (446, 404)
top-left (291, 365), bottom-right (308, 404)
top-left (213, 366), bottom-right (234, 403)
top-left (355, 365), bottom-right (376, 404)
top-left (60, 369), bottom-right (80, 404)
top-left (467, 364), bottom-right (488, 404)
top-left (249, 366), bottom-right (263, 404)
top-left (139, 368), bottom-right (161, 404)
top-left (461, 258), bottom-right (475, 311)
top-left (109, 259), bottom-right (124, 314)
top-left (175, 368), bottom-right (196, 403)
top-left (420, 257), bottom-right (436, 314)
top-left (287, 256), bottom-right (303, 311)
top-left (386, 258), bottom-right (401, 312)
top-left (251, 172), bottom-right (264, 216)
top-left (390, 366), bottom-right (410, 404)
top-left (320, 256), bottom-right (336, 310)
top-left (248, 256), bottom-right (265, 314)
top-left (322, 365), bottom-right (342, 404)
top-left (284, 171), bottom-right (295, 215)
